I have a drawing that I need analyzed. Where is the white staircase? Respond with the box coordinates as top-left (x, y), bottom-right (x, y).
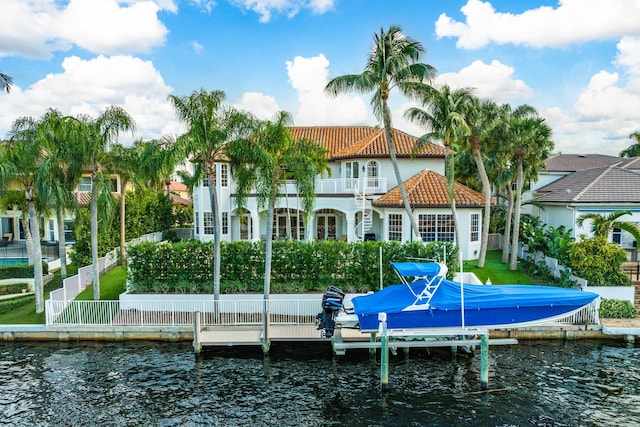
top-left (354, 182), bottom-right (373, 241)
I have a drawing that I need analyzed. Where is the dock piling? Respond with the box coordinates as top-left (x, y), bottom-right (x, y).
top-left (480, 333), bottom-right (489, 390)
top-left (193, 311), bottom-right (202, 355)
top-left (379, 313), bottom-right (389, 391)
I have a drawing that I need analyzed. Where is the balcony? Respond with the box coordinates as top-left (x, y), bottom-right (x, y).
top-left (279, 178), bottom-right (388, 195)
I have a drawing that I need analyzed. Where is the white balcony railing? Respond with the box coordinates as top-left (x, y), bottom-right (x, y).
top-left (279, 178), bottom-right (388, 195)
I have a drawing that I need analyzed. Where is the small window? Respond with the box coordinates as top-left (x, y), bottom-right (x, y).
top-left (195, 212), bottom-right (199, 235)
top-left (222, 212), bottom-right (228, 235)
top-left (78, 177), bottom-right (92, 192)
top-left (613, 227), bottom-right (622, 244)
top-left (203, 212), bottom-right (214, 235)
top-left (389, 214), bottom-right (402, 241)
top-left (470, 213), bottom-right (479, 242)
top-left (221, 164), bottom-right (228, 187)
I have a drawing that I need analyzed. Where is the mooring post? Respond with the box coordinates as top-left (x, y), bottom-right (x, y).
top-left (379, 312), bottom-right (389, 391)
top-left (369, 332), bottom-right (376, 358)
top-left (193, 311), bottom-right (202, 355)
top-left (451, 345), bottom-right (457, 359)
top-left (262, 299), bottom-right (271, 355)
top-left (480, 333), bottom-right (489, 390)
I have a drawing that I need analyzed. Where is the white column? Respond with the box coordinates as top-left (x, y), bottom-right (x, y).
top-left (251, 212), bottom-right (260, 242)
top-left (346, 214), bottom-right (355, 242)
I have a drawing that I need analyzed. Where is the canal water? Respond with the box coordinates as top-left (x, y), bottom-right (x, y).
top-left (1, 339), bottom-right (639, 426)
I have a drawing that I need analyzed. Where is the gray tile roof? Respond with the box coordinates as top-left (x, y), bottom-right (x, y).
top-left (535, 165), bottom-right (640, 203)
top-left (545, 154), bottom-right (640, 172)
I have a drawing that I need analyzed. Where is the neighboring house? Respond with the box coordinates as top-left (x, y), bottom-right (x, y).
top-left (167, 181), bottom-right (192, 207)
top-left (192, 126), bottom-right (486, 260)
top-left (528, 154), bottom-right (640, 257)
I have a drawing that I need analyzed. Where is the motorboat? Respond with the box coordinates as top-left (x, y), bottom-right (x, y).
top-left (316, 261), bottom-right (599, 338)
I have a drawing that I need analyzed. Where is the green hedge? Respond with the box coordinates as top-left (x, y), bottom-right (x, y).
top-left (0, 295), bottom-right (34, 316)
top-left (0, 282), bottom-right (30, 296)
top-left (0, 262), bottom-right (49, 279)
top-left (127, 240), bottom-right (457, 294)
top-left (599, 298), bottom-right (638, 319)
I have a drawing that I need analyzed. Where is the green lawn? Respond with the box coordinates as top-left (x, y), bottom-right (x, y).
top-left (462, 250), bottom-right (534, 285)
top-left (0, 265), bottom-right (125, 325)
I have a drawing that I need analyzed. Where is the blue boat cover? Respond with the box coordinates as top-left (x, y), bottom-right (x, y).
top-left (352, 279), bottom-right (598, 315)
top-left (390, 262), bottom-right (442, 278)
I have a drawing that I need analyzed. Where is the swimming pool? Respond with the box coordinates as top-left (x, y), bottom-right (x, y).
top-left (0, 258), bottom-right (29, 266)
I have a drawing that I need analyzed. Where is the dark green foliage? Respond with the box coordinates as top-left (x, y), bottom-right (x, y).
top-left (523, 224), bottom-right (574, 265)
top-left (599, 298), bottom-right (638, 318)
top-left (0, 263), bottom-right (48, 279)
top-left (0, 282), bottom-right (30, 296)
top-left (70, 189), bottom-right (175, 266)
top-left (0, 295), bottom-right (34, 315)
top-left (520, 259), bottom-right (578, 288)
top-left (568, 237), bottom-right (630, 286)
top-left (127, 240), bottom-right (457, 294)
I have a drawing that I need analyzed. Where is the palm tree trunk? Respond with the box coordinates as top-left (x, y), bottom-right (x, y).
top-left (471, 144), bottom-right (491, 268)
top-left (206, 163), bottom-right (221, 303)
top-left (22, 217), bottom-right (34, 266)
top-left (90, 179), bottom-right (100, 300)
top-left (381, 102), bottom-right (421, 241)
top-left (502, 185), bottom-right (514, 264)
top-left (28, 199), bottom-right (44, 314)
top-left (262, 196), bottom-right (276, 353)
top-left (119, 187), bottom-right (126, 265)
top-left (445, 151), bottom-right (462, 267)
top-left (56, 206), bottom-right (67, 278)
top-left (510, 160), bottom-right (524, 270)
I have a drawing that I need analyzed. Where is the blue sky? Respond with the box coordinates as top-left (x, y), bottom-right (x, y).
top-left (2, 0), bottom-right (640, 155)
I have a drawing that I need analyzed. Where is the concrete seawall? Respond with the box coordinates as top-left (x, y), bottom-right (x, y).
top-left (1, 322), bottom-right (637, 343)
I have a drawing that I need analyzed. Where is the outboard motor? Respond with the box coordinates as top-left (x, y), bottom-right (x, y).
top-left (315, 285), bottom-right (345, 339)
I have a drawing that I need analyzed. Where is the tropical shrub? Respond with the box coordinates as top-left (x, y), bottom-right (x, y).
top-left (0, 282), bottom-right (30, 296)
top-left (0, 295), bottom-right (34, 315)
top-left (599, 298), bottom-right (637, 318)
top-left (0, 263), bottom-right (49, 279)
top-left (567, 237), bottom-right (630, 286)
top-left (126, 240), bottom-right (457, 294)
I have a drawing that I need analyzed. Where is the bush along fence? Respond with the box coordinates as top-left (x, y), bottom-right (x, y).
top-left (126, 240), bottom-right (458, 294)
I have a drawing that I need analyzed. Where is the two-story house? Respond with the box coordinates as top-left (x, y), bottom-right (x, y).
top-left (192, 126), bottom-right (486, 260)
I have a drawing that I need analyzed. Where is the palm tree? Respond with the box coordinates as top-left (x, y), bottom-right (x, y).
top-left (620, 132), bottom-right (640, 158)
top-left (0, 115), bottom-right (53, 313)
top-left (325, 25), bottom-right (436, 241)
top-left (169, 89), bottom-right (254, 303)
top-left (577, 210), bottom-right (640, 243)
top-left (506, 105), bottom-right (553, 270)
top-left (75, 107), bottom-right (136, 299)
top-left (463, 98), bottom-right (502, 268)
top-left (42, 109), bottom-right (84, 279)
top-left (0, 72), bottom-right (13, 93)
top-left (405, 84), bottom-right (473, 262)
top-left (227, 110), bottom-right (328, 353)
top-left (109, 142), bottom-right (147, 264)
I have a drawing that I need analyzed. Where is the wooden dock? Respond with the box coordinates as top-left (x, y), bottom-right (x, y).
top-left (197, 324), bottom-right (369, 347)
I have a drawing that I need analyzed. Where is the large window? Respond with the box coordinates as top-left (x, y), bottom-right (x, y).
top-left (470, 213), bottom-right (479, 242)
top-left (388, 214), bottom-right (402, 241)
top-left (64, 219), bottom-right (74, 242)
top-left (203, 212), bottom-right (214, 235)
top-left (272, 209), bottom-right (305, 240)
top-left (316, 209), bottom-right (337, 240)
top-left (418, 214), bottom-right (454, 242)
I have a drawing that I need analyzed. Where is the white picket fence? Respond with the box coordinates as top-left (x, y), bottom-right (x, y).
top-left (46, 232), bottom-right (163, 324)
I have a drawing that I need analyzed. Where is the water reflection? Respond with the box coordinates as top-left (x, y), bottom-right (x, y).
top-left (1, 340), bottom-right (639, 426)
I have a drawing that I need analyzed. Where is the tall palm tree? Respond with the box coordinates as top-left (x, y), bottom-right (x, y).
top-left (325, 25), bottom-right (436, 241)
top-left (577, 210), bottom-right (640, 243)
top-left (169, 89), bottom-right (254, 303)
top-left (109, 142), bottom-right (147, 264)
top-left (0, 72), bottom-right (13, 93)
top-left (506, 105), bottom-right (553, 270)
top-left (620, 132), bottom-right (640, 158)
top-left (228, 110), bottom-right (328, 353)
top-left (41, 109), bottom-right (84, 279)
top-left (0, 115), bottom-right (53, 313)
top-left (405, 84), bottom-right (473, 262)
top-left (75, 107), bottom-right (136, 299)
top-left (463, 98), bottom-right (502, 268)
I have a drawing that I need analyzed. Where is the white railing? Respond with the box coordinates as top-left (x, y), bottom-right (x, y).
top-left (46, 231), bottom-right (163, 324)
top-left (46, 298), bottom-right (320, 327)
top-left (310, 178), bottom-right (388, 194)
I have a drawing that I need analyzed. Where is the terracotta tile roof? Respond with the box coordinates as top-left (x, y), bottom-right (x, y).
top-left (373, 169), bottom-right (486, 208)
top-left (170, 193), bottom-right (192, 206)
top-left (545, 154), bottom-right (639, 172)
top-left (74, 192), bottom-right (91, 206)
top-left (289, 126), bottom-right (446, 160)
top-left (168, 181), bottom-right (188, 192)
top-left (535, 165), bottom-right (640, 203)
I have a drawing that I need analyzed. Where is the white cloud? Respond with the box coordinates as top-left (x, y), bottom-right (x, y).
top-left (233, 92), bottom-right (280, 120)
top-left (437, 60), bottom-right (533, 102)
top-left (286, 54), bottom-right (368, 126)
top-left (229, 0), bottom-right (334, 23)
top-left (190, 41), bottom-right (204, 54)
top-left (0, 0), bottom-right (171, 59)
top-left (435, 0), bottom-right (640, 49)
top-left (190, 0), bottom-right (216, 13)
top-left (0, 55), bottom-right (177, 144)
